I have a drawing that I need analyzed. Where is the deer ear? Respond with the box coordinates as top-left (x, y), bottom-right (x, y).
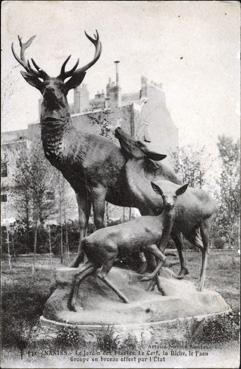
top-left (151, 182), bottom-right (163, 196)
top-left (64, 72), bottom-right (86, 91)
top-left (176, 183), bottom-right (189, 196)
top-left (143, 150), bottom-right (166, 161)
top-left (20, 71), bottom-right (43, 91)
top-left (137, 142), bottom-right (166, 161)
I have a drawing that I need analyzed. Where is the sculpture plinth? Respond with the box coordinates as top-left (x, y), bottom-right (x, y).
top-left (41, 267), bottom-right (230, 341)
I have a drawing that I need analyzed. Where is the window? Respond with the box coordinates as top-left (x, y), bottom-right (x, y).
top-left (1, 162), bottom-right (7, 177)
top-left (1, 194), bottom-right (7, 202)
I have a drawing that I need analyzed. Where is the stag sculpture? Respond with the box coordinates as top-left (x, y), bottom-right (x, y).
top-left (68, 181), bottom-right (188, 311)
top-left (116, 129), bottom-right (217, 290)
top-left (12, 33), bottom-right (181, 272)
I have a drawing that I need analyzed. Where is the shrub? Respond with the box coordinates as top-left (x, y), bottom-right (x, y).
top-left (96, 326), bottom-right (120, 353)
top-left (2, 279), bottom-right (49, 352)
top-left (2, 316), bottom-right (36, 358)
top-left (55, 326), bottom-right (85, 348)
top-left (190, 310), bottom-right (240, 345)
top-left (120, 333), bottom-right (138, 351)
top-left (214, 237), bottom-right (225, 249)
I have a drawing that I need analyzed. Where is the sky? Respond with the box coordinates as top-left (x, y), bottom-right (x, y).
top-left (1, 1), bottom-right (240, 151)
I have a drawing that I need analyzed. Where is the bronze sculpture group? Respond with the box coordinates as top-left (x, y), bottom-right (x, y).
top-left (12, 31), bottom-right (216, 312)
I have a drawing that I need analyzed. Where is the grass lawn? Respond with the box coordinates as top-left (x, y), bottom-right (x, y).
top-left (2, 249), bottom-right (240, 310)
top-left (1, 249), bottom-right (239, 367)
top-left (172, 249), bottom-right (240, 310)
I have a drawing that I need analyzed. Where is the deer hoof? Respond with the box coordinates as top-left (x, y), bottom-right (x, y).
top-left (176, 267), bottom-right (189, 279)
top-left (68, 302), bottom-right (83, 312)
top-left (67, 301), bottom-right (77, 312)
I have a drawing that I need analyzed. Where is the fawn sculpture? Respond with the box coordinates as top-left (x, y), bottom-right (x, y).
top-left (116, 129), bottom-right (217, 290)
top-left (141, 179), bottom-right (217, 291)
top-left (68, 181), bottom-right (188, 311)
top-left (12, 33), bottom-right (182, 272)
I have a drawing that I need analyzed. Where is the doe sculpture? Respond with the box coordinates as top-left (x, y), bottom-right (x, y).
top-left (12, 32), bottom-right (182, 272)
top-left (68, 180), bottom-right (188, 311)
top-left (116, 128), bottom-right (217, 290)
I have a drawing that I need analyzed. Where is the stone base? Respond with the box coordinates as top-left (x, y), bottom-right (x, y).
top-left (40, 309), bottom-right (232, 343)
top-left (42, 266), bottom-right (230, 340)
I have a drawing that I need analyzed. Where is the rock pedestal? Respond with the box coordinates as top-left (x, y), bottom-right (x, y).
top-left (41, 266), bottom-right (230, 341)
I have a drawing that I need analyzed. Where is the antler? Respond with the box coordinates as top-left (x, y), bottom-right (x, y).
top-left (11, 35), bottom-right (49, 79)
top-left (80, 30), bottom-right (102, 72)
top-left (58, 30), bottom-right (102, 80)
top-left (58, 55), bottom-right (80, 80)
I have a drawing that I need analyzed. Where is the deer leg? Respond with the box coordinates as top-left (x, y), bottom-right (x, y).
top-left (143, 252), bottom-right (157, 273)
top-left (172, 232), bottom-right (189, 279)
top-left (156, 276), bottom-right (165, 295)
top-left (140, 244), bottom-right (166, 281)
top-left (187, 227), bottom-right (208, 291)
top-left (97, 274), bottom-right (129, 303)
top-left (71, 247), bottom-right (85, 268)
top-left (67, 262), bottom-right (95, 312)
top-left (75, 192), bottom-right (91, 263)
top-left (138, 208), bottom-right (156, 274)
top-left (147, 280), bottom-right (156, 291)
top-left (199, 221), bottom-right (210, 291)
top-left (92, 185), bottom-right (107, 230)
top-left (96, 255), bottom-right (129, 303)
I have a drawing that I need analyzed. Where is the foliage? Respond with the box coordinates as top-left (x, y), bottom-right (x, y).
top-left (2, 281), bottom-right (48, 324)
top-left (3, 316), bottom-right (36, 359)
top-left (1, 220), bottom-right (35, 254)
top-left (96, 330), bottom-right (140, 354)
top-left (170, 145), bottom-right (209, 188)
top-left (2, 279), bottom-right (49, 357)
top-left (212, 136), bottom-right (239, 246)
top-left (189, 310), bottom-right (240, 344)
top-left (88, 110), bottom-right (113, 139)
top-left (171, 139), bottom-right (240, 248)
top-left (10, 140), bottom-right (76, 258)
top-left (13, 141), bottom-right (56, 225)
top-left (119, 333), bottom-right (138, 351)
top-left (51, 171), bottom-right (78, 262)
top-left (55, 326), bottom-right (86, 348)
top-left (213, 237), bottom-right (225, 250)
top-left (96, 326), bottom-right (120, 352)
top-left (10, 140), bottom-right (56, 257)
top-left (1, 220), bottom-right (94, 256)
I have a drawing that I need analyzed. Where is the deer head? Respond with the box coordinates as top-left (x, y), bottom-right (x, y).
top-left (115, 127), bottom-right (166, 161)
top-left (151, 181), bottom-right (189, 211)
top-left (12, 32), bottom-right (102, 121)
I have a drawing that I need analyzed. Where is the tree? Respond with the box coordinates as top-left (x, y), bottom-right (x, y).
top-left (54, 172), bottom-right (67, 263)
top-left (12, 148), bottom-right (33, 249)
top-left (30, 142), bottom-right (55, 225)
top-left (49, 165), bottom-right (77, 263)
top-left (12, 141), bottom-right (56, 260)
top-left (170, 145), bottom-right (209, 188)
top-left (214, 136), bottom-right (239, 246)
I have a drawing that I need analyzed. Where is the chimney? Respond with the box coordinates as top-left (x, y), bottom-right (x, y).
top-left (114, 60), bottom-right (120, 87)
top-left (113, 60), bottom-right (121, 107)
